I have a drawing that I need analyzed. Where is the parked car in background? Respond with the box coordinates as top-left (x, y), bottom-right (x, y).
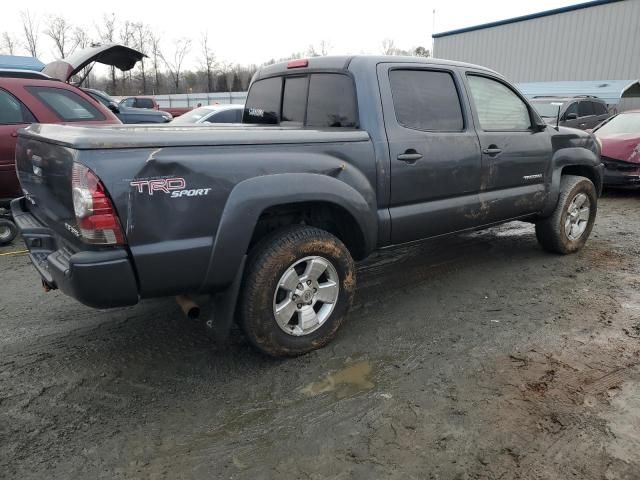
top-left (170, 104), bottom-right (244, 124)
top-left (530, 96), bottom-right (610, 130)
top-left (592, 110), bottom-right (640, 187)
top-left (12, 55), bottom-right (602, 357)
top-left (1, 42), bottom-right (143, 235)
top-left (0, 70), bottom-right (121, 206)
top-left (120, 96), bottom-right (191, 117)
top-left (84, 88), bottom-right (172, 124)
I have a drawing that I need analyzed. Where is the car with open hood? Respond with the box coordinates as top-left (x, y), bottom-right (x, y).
top-left (83, 88), bottom-right (173, 124)
top-left (0, 44), bottom-right (143, 207)
top-left (592, 110), bottom-right (640, 187)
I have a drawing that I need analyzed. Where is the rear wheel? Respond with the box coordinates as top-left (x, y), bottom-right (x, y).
top-left (0, 219), bottom-right (17, 245)
top-left (239, 225), bottom-right (356, 357)
top-left (535, 175), bottom-right (597, 254)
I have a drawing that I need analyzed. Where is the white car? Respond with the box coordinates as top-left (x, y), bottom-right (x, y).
top-left (170, 104), bottom-right (244, 124)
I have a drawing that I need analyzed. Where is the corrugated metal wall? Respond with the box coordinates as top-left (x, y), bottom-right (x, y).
top-left (434, 0), bottom-right (640, 108)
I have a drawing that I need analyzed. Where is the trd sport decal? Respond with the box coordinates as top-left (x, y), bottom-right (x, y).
top-left (129, 177), bottom-right (211, 198)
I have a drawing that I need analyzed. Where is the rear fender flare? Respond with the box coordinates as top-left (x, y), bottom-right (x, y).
top-left (201, 173), bottom-right (377, 291)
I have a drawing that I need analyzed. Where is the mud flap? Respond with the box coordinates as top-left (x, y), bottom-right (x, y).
top-left (205, 255), bottom-right (246, 343)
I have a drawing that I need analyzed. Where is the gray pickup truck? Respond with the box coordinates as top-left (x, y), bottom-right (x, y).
top-left (12, 56), bottom-right (603, 357)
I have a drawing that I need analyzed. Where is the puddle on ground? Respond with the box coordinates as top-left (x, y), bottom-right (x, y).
top-left (301, 361), bottom-right (375, 399)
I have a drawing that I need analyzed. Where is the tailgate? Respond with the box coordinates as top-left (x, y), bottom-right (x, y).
top-left (15, 134), bottom-right (78, 237)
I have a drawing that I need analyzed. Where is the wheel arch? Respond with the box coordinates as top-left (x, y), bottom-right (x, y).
top-left (200, 173), bottom-right (377, 291)
top-left (541, 147), bottom-right (604, 217)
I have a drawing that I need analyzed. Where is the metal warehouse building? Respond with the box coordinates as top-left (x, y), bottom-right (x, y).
top-left (433, 0), bottom-right (640, 110)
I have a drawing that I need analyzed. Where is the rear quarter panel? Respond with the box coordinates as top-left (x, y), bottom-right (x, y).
top-left (78, 139), bottom-right (376, 297)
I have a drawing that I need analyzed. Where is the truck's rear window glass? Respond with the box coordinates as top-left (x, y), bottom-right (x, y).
top-left (282, 76), bottom-right (308, 124)
top-left (244, 73), bottom-right (357, 128)
top-left (243, 76), bottom-right (282, 124)
top-left (306, 74), bottom-right (357, 128)
top-left (389, 70), bottom-right (463, 131)
top-left (27, 86), bottom-right (105, 122)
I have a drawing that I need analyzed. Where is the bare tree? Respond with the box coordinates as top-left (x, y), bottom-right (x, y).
top-left (44, 16), bottom-right (76, 58)
top-left (235, 64), bottom-right (253, 91)
top-left (119, 21), bottom-right (134, 92)
top-left (149, 32), bottom-right (162, 94)
top-left (319, 40), bottom-right (331, 56)
top-left (162, 38), bottom-right (191, 93)
top-left (413, 46), bottom-right (430, 57)
top-left (381, 38), bottom-right (396, 56)
top-left (132, 23), bottom-right (150, 94)
top-left (223, 63), bottom-right (235, 93)
top-left (200, 31), bottom-right (216, 92)
top-left (96, 13), bottom-right (117, 92)
top-left (20, 10), bottom-right (40, 58)
top-left (1, 32), bottom-right (16, 55)
top-left (73, 27), bottom-right (93, 86)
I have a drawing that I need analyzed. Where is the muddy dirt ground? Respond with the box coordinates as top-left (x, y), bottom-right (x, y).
top-left (2, 192), bottom-right (640, 480)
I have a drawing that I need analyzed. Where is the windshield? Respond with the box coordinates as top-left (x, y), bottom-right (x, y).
top-left (596, 113), bottom-right (640, 136)
top-left (531, 101), bottom-right (564, 118)
top-left (171, 107), bottom-right (214, 124)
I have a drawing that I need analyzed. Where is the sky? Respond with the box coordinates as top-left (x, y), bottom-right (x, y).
top-left (1, 0), bottom-right (581, 68)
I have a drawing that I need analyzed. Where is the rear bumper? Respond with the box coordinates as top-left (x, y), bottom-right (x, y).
top-left (11, 197), bottom-right (139, 308)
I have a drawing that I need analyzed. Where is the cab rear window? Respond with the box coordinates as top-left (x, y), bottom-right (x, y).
top-left (26, 86), bottom-right (106, 122)
top-left (243, 73), bottom-right (358, 128)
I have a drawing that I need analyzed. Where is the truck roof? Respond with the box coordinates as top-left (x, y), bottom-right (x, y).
top-left (254, 55), bottom-right (500, 80)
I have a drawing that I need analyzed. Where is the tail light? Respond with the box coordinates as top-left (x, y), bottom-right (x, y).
top-left (71, 163), bottom-right (125, 245)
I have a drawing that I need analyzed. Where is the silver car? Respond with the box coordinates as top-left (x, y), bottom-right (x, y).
top-left (170, 104), bottom-right (244, 124)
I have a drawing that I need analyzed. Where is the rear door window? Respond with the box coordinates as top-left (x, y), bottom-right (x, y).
top-left (578, 101), bottom-right (594, 117)
top-left (136, 98), bottom-right (155, 109)
top-left (243, 76), bottom-right (282, 124)
top-left (26, 86), bottom-right (106, 121)
top-left (593, 102), bottom-right (608, 116)
top-left (0, 89), bottom-right (36, 124)
top-left (389, 69), bottom-right (463, 131)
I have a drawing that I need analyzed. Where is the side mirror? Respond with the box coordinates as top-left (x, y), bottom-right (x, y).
top-left (565, 112), bottom-right (578, 120)
top-left (108, 102), bottom-right (120, 114)
top-left (535, 121), bottom-right (548, 132)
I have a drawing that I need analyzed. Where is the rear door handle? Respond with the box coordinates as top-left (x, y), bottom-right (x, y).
top-left (397, 150), bottom-right (423, 163)
top-left (10, 131), bottom-right (18, 138)
top-left (482, 147), bottom-right (502, 156)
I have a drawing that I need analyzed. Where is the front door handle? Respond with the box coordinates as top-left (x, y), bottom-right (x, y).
top-left (397, 150), bottom-right (423, 163)
top-left (10, 131), bottom-right (18, 138)
top-left (482, 146), bottom-right (502, 156)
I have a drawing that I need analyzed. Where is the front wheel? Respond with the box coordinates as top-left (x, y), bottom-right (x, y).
top-left (239, 225), bottom-right (356, 357)
top-left (535, 175), bottom-right (597, 254)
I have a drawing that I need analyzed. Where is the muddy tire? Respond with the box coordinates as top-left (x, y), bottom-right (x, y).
top-left (239, 225), bottom-right (356, 357)
top-left (0, 219), bottom-right (18, 245)
top-left (535, 175), bottom-right (597, 254)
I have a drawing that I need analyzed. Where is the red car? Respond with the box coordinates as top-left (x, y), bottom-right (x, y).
top-left (0, 44), bottom-right (144, 206)
top-left (593, 110), bottom-right (640, 188)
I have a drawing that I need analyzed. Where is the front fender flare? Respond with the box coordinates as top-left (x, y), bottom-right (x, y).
top-left (541, 147), bottom-right (603, 217)
top-left (200, 173), bottom-right (377, 291)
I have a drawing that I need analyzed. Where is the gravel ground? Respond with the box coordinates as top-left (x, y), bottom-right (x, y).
top-left (1, 192), bottom-right (640, 480)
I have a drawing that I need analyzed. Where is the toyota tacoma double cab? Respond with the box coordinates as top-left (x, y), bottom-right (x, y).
top-left (12, 56), bottom-right (603, 357)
